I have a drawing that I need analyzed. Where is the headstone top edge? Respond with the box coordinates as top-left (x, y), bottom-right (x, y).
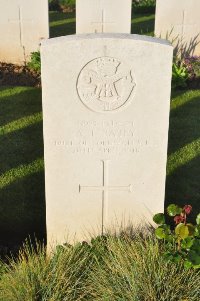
top-left (41, 34), bottom-right (173, 48)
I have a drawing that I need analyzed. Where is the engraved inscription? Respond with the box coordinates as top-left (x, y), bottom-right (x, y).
top-left (53, 119), bottom-right (156, 155)
top-left (79, 160), bottom-right (132, 233)
top-left (77, 57), bottom-right (136, 112)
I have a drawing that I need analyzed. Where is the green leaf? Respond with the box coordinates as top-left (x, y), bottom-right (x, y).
top-left (153, 213), bottom-right (165, 225)
top-left (167, 204), bottom-right (182, 217)
top-left (191, 239), bottom-right (200, 253)
top-left (184, 260), bottom-right (193, 269)
top-left (194, 226), bottom-right (200, 237)
top-left (181, 237), bottom-right (194, 250)
top-left (175, 223), bottom-right (189, 239)
top-left (187, 223), bottom-right (195, 236)
top-left (172, 253), bottom-right (182, 263)
top-left (196, 214), bottom-right (200, 225)
top-left (188, 250), bottom-right (200, 265)
top-left (155, 227), bottom-right (167, 240)
top-left (165, 234), bottom-right (174, 243)
top-left (163, 251), bottom-right (174, 261)
top-left (193, 264), bottom-right (200, 269)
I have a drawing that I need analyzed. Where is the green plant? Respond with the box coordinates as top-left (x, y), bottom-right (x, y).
top-left (0, 241), bottom-right (92, 301)
top-left (27, 51), bottom-right (41, 74)
top-left (59, 0), bottom-right (75, 6)
top-left (133, 0), bottom-right (156, 7)
top-left (154, 204), bottom-right (200, 269)
top-left (132, 0), bottom-right (156, 13)
top-left (183, 56), bottom-right (200, 80)
top-left (49, 0), bottom-right (61, 11)
top-left (88, 234), bottom-right (200, 301)
top-left (49, 0), bottom-right (75, 11)
top-left (172, 61), bottom-right (189, 89)
top-left (0, 234), bottom-right (200, 300)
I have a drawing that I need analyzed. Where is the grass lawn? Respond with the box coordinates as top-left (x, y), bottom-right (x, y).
top-left (0, 12), bottom-right (200, 247)
top-left (166, 90), bottom-right (200, 216)
top-left (0, 87), bottom-right (45, 247)
top-left (0, 235), bottom-right (199, 301)
top-left (49, 11), bottom-right (155, 37)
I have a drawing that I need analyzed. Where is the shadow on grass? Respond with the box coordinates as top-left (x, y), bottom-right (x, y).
top-left (165, 155), bottom-right (200, 221)
top-left (49, 11), bottom-right (155, 38)
top-left (168, 94), bottom-right (200, 156)
top-left (0, 87), bottom-right (45, 248)
top-left (131, 14), bottom-right (155, 36)
top-left (49, 11), bottom-right (75, 37)
top-left (0, 87), bottom-right (42, 126)
top-left (0, 171), bottom-right (46, 246)
top-left (165, 90), bottom-right (200, 219)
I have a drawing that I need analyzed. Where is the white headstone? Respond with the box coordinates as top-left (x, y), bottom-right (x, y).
top-left (155, 0), bottom-right (200, 56)
top-left (41, 34), bottom-right (173, 247)
top-left (76, 0), bottom-right (132, 34)
top-left (0, 0), bottom-right (49, 64)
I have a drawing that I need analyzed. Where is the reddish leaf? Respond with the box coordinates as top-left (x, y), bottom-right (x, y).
top-left (183, 205), bottom-right (192, 215)
top-left (174, 215), bottom-right (185, 225)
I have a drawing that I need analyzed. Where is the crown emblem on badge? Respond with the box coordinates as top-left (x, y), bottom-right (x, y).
top-left (96, 57), bottom-right (120, 69)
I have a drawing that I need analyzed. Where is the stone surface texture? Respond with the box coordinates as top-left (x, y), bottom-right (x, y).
top-left (76, 0), bottom-right (132, 34)
top-left (41, 34), bottom-right (173, 248)
top-left (0, 0), bottom-right (49, 64)
top-left (155, 0), bottom-right (200, 56)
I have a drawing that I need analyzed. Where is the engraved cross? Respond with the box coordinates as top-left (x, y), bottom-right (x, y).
top-left (8, 6), bottom-right (22, 46)
top-left (91, 10), bottom-right (115, 33)
top-left (176, 10), bottom-right (198, 38)
top-left (8, 6), bottom-right (33, 48)
top-left (79, 160), bottom-right (132, 234)
top-left (175, 10), bottom-right (200, 55)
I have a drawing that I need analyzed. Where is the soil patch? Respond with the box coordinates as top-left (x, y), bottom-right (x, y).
top-left (0, 62), bottom-right (41, 87)
top-left (187, 78), bottom-right (200, 89)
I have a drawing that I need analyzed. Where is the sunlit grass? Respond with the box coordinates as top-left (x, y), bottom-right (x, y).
top-left (0, 112), bottom-right (42, 136)
top-left (166, 89), bottom-right (200, 214)
top-left (0, 86), bottom-right (29, 100)
top-left (167, 138), bottom-right (200, 176)
top-left (0, 158), bottom-right (44, 189)
top-left (168, 90), bottom-right (200, 177)
top-left (0, 235), bottom-right (199, 301)
top-left (50, 17), bottom-right (75, 27)
top-left (88, 235), bottom-right (200, 301)
top-left (132, 14), bottom-right (155, 24)
top-left (49, 11), bottom-right (76, 37)
top-left (0, 86), bottom-right (45, 245)
top-left (132, 13), bottom-right (155, 36)
top-left (171, 89), bottom-right (200, 110)
top-left (49, 11), bottom-right (155, 37)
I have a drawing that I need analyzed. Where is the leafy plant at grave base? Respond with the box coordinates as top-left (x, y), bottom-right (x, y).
top-left (172, 60), bottom-right (189, 89)
top-left (27, 51), bottom-right (41, 75)
top-left (172, 56), bottom-right (200, 89)
top-left (183, 56), bottom-right (200, 81)
top-left (153, 204), bottom-right (200, 269)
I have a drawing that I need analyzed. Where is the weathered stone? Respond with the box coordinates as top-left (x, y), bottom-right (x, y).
top-left (76, 0), bottom-right (132, 34)
top-left (41, 34), bottom-right (173, 248)
top-left (0, 0), bottom-right (49, 64)
top-left (155, 0), bottom-right (200, 56)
